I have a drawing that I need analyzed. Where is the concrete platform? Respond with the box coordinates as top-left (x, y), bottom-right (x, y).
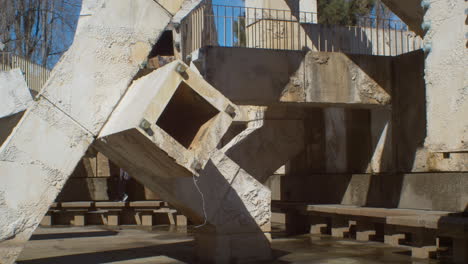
top-left (17, 225), bottom-right (442, 264)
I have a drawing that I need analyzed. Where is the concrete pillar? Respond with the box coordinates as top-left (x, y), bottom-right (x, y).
top-left (452, 238), bottom-right (468, 264)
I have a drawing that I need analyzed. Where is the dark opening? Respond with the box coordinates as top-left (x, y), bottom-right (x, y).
top-left (156, 82), bottom-right (219, 149)
top-left (149, 30), bottom-right (174, 57)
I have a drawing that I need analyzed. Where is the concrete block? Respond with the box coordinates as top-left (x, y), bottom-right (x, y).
top-left (140, 213), bottom-right (153, 227)
top-left (411, 246), bottom-right (438, 259)
top-left (176, 214), bottom-right (187, 226)
top-left (96, 61), bottom-right (237, 179)
top-left (107, 213), bottom-right (119, 226)
top-left (310, 224), bottom-right (327, 235)
top-left (0, 69), bottom-right (32, 119)
top-left (40, 214), bottom-right (52, 227)
top-left (73, 214), bottom-right (86, 227)
top-left (356, 221), bottom-right (376, 241)
top-left (384, 233), bottom-right (406, 247)
top-left (331, 218), bottom-right (353, 238)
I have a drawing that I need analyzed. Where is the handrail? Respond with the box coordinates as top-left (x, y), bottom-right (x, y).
top-left (180, 3), bottom-right (423, 59)
top-left (0, 52), bottom-right (51, 93)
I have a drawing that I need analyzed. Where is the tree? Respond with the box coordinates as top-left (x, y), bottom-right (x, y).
top-left (318, 0), bottom-right (375, 26)
top-left (0, 0), bottom-right (81, 68)
top-left (233, 14), bottom-right (246, 47)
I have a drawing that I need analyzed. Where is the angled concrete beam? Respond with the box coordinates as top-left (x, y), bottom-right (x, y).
top-left (382, 0), bottom-right (424, 37)
top-left (0, 1), bottom-right (171, 263)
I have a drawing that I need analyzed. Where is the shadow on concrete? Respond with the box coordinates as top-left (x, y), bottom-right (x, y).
top-left (30, 230), bottom-right (118, 241)
top-left (18, 242), bottom-right (195, 264)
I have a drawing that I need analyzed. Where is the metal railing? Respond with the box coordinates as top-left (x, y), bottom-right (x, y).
top-left (0, 52), bottom-right (51, 93)
top-left (180, 4), bottom-right (423, 58)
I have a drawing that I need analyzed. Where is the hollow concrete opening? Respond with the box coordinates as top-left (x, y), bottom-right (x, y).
top-left (156, 81), bottom-right (219, 149)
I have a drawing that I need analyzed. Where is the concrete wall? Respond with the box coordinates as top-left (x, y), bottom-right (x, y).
top-left (200, 47), bottom-right (392, 107)
top-left (423, 0), bottom-right (468, 152)
top-left (282, 173), bottom-right (468, 212)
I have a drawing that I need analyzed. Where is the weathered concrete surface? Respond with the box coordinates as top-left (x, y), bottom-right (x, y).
top-left (282, 173), bottom-right (468, 212)
top-left (381, 0), bottom-right (424, 37)
top-left (423, 0), bottom-right (468, 152)
top-left (97, 100), bottom-right (304, 262)
top-left (97, 61), bottom-right (236, 178)
top-left (0, 1), bottom-right (172, 263)
top-left (198, 47), bottom-right (392, 107)
top-left (0, 69), bottom-right (32, 146)
top-left (0, 69), bottom-right (32, 119)
top-left (40, 0), bottom-right (171, 136)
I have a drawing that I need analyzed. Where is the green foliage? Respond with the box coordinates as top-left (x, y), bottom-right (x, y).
top-left (318, 0), bottom-right (375, 26)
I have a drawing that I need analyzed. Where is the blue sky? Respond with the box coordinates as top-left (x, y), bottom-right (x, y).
top-left (213, 0), bottom-right (245, 7)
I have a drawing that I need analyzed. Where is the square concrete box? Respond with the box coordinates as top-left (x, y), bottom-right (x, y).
top-left (97, 60), bottom-right (237, 178)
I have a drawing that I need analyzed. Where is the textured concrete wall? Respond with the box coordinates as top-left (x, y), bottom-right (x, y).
top-left (392, 50), bottom-right (468, 172)
top-left (200, 47), bottom-right (392, 107)
top-left (423, 0), bottom-right (468, 152)
top-left (282, 173), bottom-right (468, 212)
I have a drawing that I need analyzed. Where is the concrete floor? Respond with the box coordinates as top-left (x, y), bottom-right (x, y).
top-left (17, 225), bottom-right (445, 264)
